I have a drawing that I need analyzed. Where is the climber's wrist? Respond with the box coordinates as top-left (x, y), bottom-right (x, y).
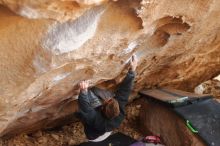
top-left (80, 89), bottom-right (88, 94)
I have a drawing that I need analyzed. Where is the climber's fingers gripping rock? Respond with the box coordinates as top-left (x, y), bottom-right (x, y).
top-left (130, 54), bottom-right (138, 71)
top-left (79, 80), bottom-right (89, 92)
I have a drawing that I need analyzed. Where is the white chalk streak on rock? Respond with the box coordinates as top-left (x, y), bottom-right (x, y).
top-left (42, 6), bottom-right (105, 55)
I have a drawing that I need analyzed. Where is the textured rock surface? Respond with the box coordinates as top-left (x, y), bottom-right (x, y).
top-left (0, 0), bottom-right (220, 137)
top-left (140, 99), bottom-right (206, 146)
top-left (0, 0), bottom-right (110, 21)
top-left (195, 76), bottom-right (220, 99)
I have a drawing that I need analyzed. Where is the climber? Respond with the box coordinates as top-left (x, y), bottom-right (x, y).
top-left (77, 55), bottom-right (138, 142)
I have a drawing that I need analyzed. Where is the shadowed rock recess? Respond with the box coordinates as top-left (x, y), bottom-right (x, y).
top-left (0, 0), bottom-right (219, 138)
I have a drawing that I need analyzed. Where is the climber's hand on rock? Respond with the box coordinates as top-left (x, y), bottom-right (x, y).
top-left (130, 54), bottom-right (138, 71)
top-left (79, 80), bottom-right (89, 92)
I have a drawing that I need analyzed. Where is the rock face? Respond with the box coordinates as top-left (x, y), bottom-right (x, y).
top-left (0, 0), bottom-right (219, 137)
top-left (195, 78), bottom-right (220, 99)
top-left (0, 0), bottom-right (109, 21)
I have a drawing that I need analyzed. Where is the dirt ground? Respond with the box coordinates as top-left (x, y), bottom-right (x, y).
top-left (0, 99), bottom-right (144, 146)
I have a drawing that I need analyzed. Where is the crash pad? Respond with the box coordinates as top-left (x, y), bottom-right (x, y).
top-left (174, 99), bottom-right (220, 146)
top-left (140, 88), bottom-right (220, 146)
top-left (79, 132), bottom-right (136, 146)
top-left (140, 88), bottom-right (212, 107)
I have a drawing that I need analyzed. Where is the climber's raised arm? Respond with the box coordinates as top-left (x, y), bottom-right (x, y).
top-left (78, 81), bottom-right (96, 123)
top-left (115, 55), bottom-right (137, 109)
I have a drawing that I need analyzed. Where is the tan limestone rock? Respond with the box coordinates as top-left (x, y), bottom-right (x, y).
top-left (0, 0), bottom-right (110, 21)
top-left (0, 0), bottom-right (219, 137)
